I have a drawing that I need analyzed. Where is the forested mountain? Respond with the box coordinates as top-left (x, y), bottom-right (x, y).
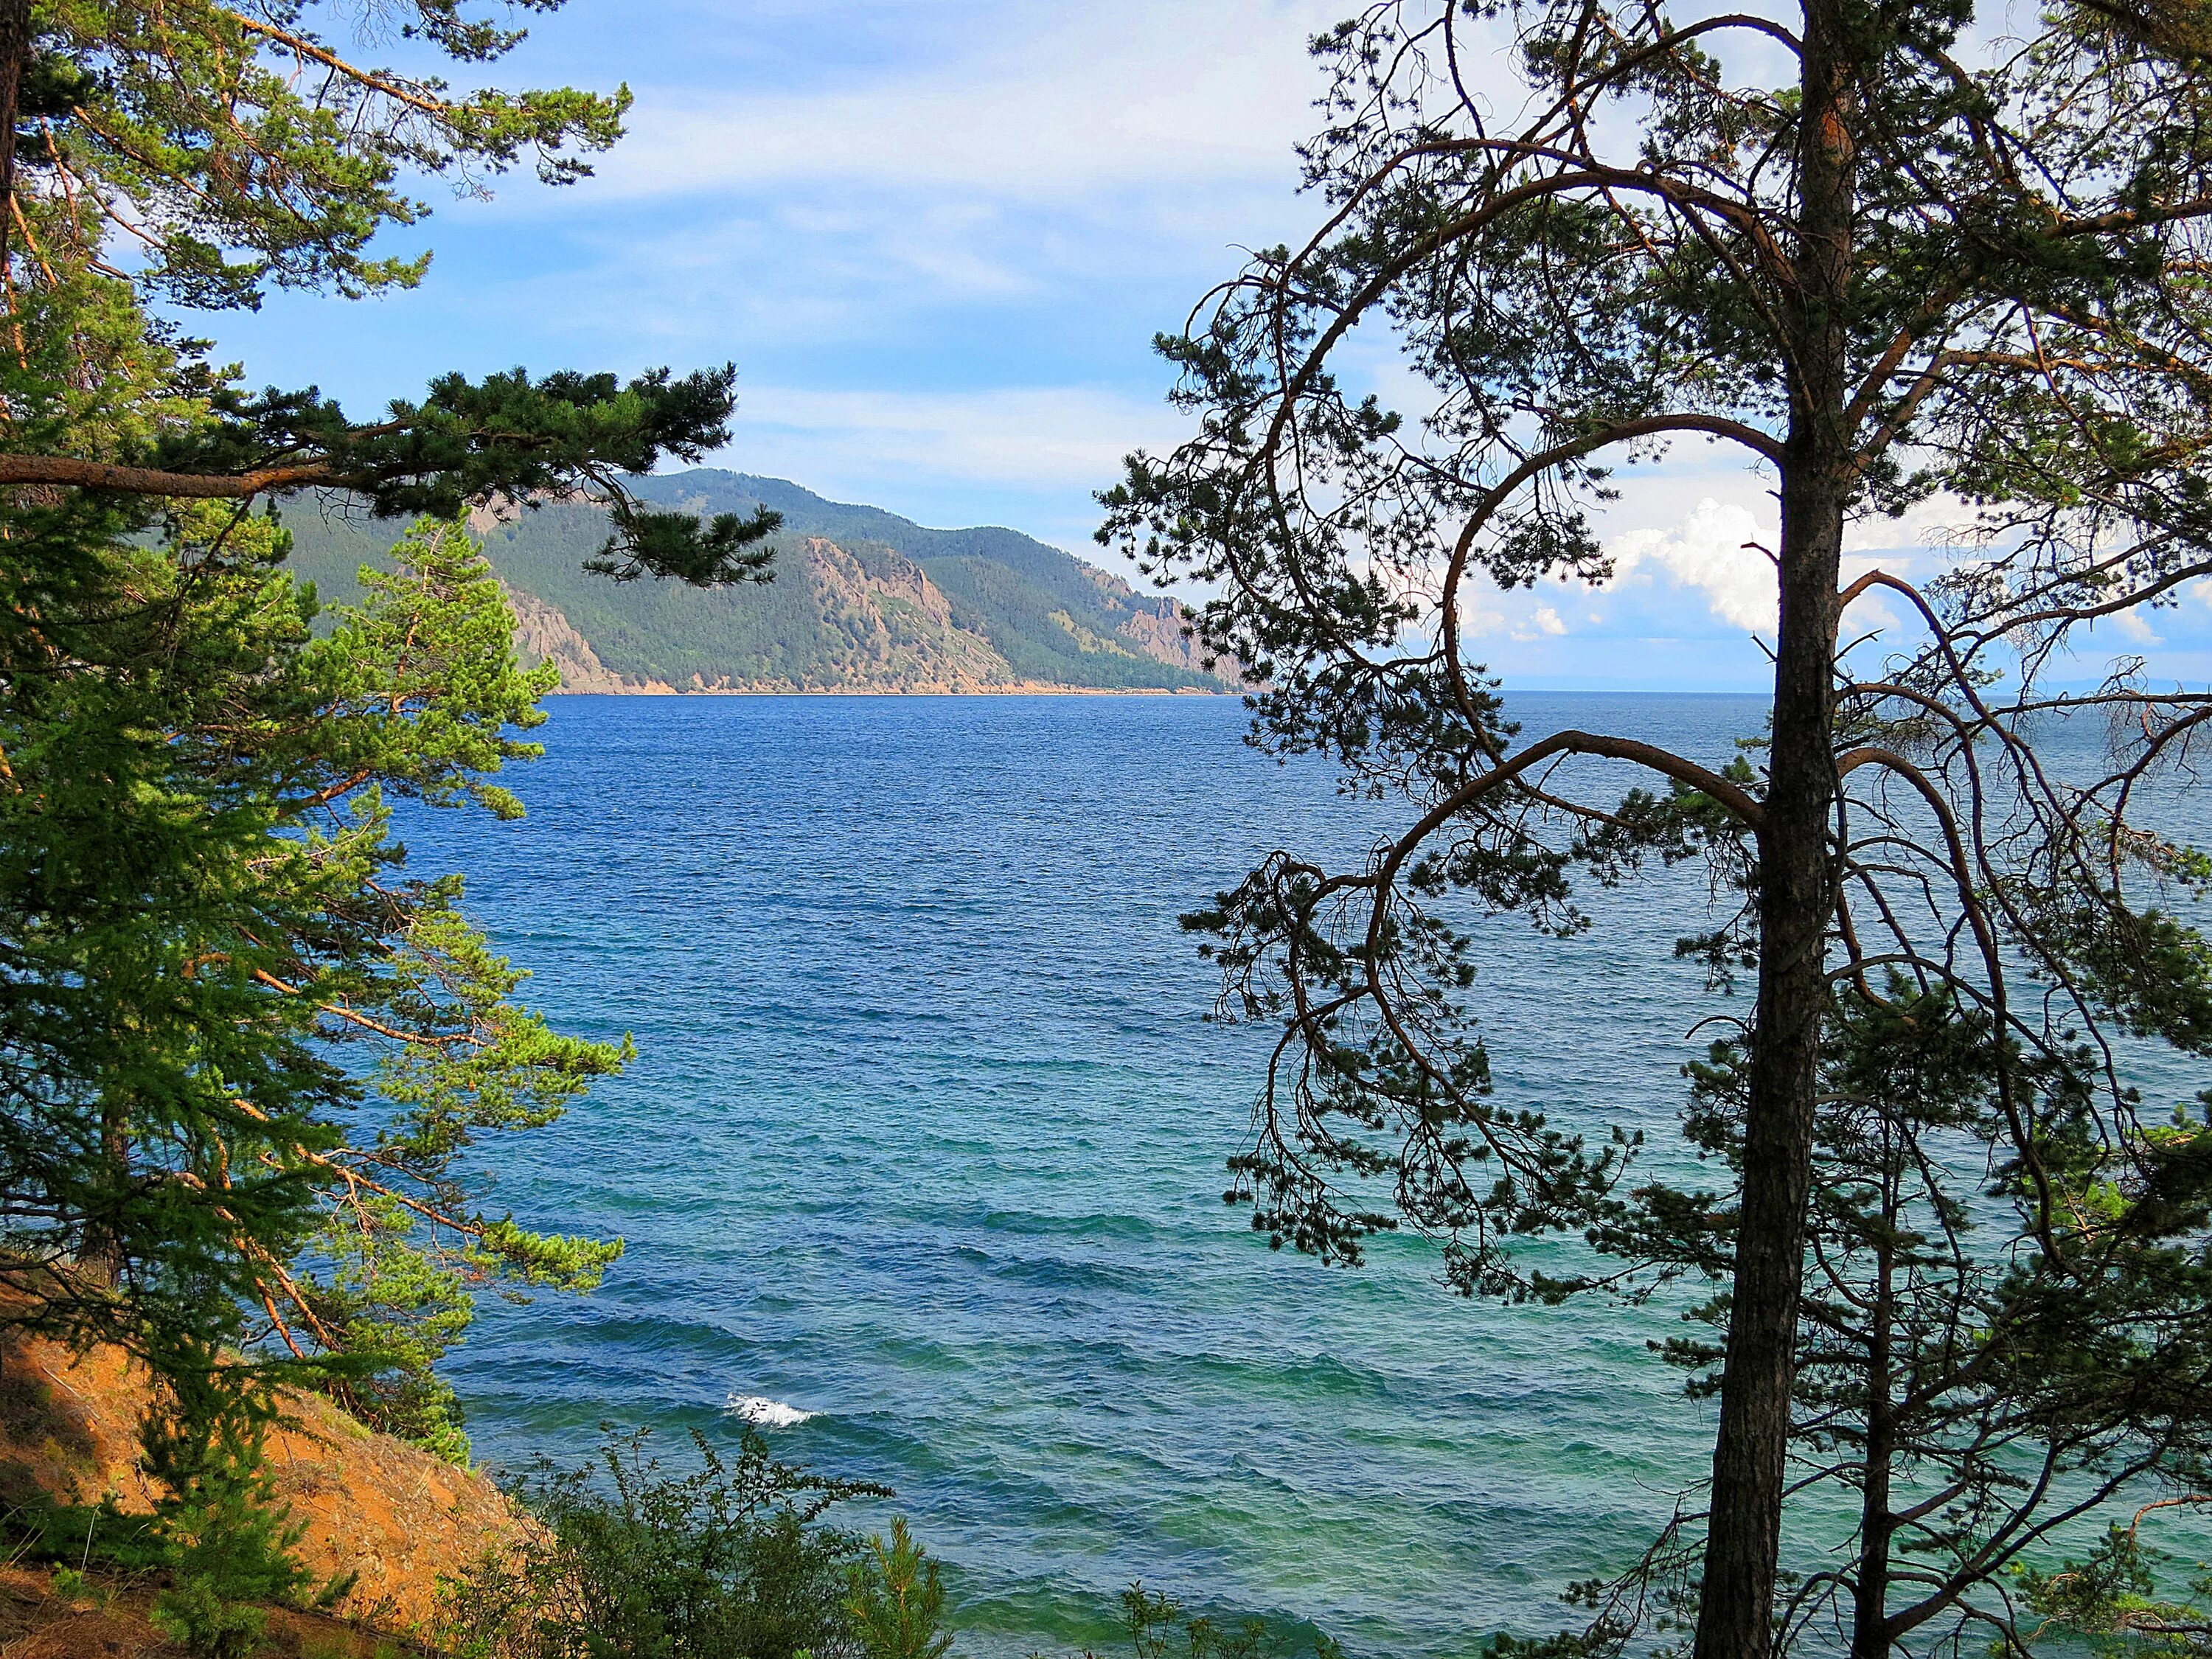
top-left (278, 472), bottom-right (1236, 692)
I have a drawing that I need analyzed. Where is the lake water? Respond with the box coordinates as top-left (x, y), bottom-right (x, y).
top-left (386, 692), bottom-right (2161, 1657)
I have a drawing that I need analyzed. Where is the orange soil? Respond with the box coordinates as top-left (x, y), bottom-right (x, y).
top-left (0, 1327), bottom-right (524, 1645)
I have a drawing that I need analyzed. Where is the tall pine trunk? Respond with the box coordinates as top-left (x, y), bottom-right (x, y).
top-left (0, 0), bottom-right (29, 279)
top-left (1853, 1222), bottom-right (1897, 1658)
top-left (1692, 4), bottom-right (1856, 1655)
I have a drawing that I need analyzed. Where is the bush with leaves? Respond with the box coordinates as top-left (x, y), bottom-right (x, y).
top-left (437, 1425), bottom-right (905, 1659)
top-left (437, 1436), bottom-right (1370, 1659)
top-left (1076, 1587), bottom-right (1342, 1659)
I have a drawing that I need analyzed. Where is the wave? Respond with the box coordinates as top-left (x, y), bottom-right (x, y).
top-left (726, 1394), bottom-right (815, 1428)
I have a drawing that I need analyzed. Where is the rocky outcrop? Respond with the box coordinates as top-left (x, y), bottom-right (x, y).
top-left (1113, 599), bottom-right (1242, 680)
top-left (791, 538), bottom-right (1020, 692)
top-left (491, 531), bottom-right (1245, 695)
top-left (505, 582), bottom-right (678, 695)
top-left (1076, 564), bottom-right (1249, 682)
top-left (505, 541), bottom-right (1038, 695)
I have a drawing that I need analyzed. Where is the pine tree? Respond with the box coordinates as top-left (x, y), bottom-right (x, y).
top-left (0, 1), bottom-right (763, 1452)
top-left (1101, 4), bottom-right (2212, 1651)
top-left (0, 0), bottom-right (779, 581)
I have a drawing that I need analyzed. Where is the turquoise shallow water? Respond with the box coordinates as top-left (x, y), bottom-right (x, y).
top-left (386, 691), bottom-right (1818, 1654)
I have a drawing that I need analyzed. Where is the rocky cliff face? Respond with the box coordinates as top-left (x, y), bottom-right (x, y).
top-left (1110, 597), bottom-right (1225, 677)
top-left (502, 537), bottom-right (1241, 694)
top-left (774, 538), bottom-right (1020, 692)
top-left (505, 581), bottom-right (677, 694)
top-left (1077, 563), bottom-right (1245, 678)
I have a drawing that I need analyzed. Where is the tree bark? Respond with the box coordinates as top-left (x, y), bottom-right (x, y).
top-left (1692, 443), bottom-right (1843, 1659)
top-left (0, 453), bottom-right (343, 495)
top-left (1853, 1220), bottom-right (1896, 1658)
top-left (1691, 4), bottom-right (1857, 1655)
top-left (0, 0), bottom-right (30, 281)
top-left (78, 1110), bottom-right (131, 1286)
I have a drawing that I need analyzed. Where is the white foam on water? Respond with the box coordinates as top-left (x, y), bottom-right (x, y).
top-left (726, 1394), bottom-right (814, 1428)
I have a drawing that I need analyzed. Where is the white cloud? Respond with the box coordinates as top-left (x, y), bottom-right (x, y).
top-left (594, 1), bottom-right (1346, 205)
top-left (1607, 498), bottom-right (1776, 630)
top-left (725, 383), bottom-right (1185, 496)
top-left (2115, 608), bottom-right (2163, 645)
top-left (1507, 602), bottom-right (1568, 641)
top-left (1601, 498), bottom-right (1924, 647)
top-left (1843, 493), bottom-right (1980, 555)
top-left (1460, 604), bottom-right (1508, 638)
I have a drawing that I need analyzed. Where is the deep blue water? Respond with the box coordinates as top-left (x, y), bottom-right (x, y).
top-left (378, 691), bottom-right (2076, 1656)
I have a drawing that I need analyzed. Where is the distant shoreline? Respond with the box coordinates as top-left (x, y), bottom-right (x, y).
top-left (543, 684), bottom-right (1243, 698)
top-left (537, 685), bottom-right (1778, 698)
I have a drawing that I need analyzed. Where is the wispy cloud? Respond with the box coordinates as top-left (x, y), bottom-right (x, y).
top-left (593, 1), bottom-right (1341, 205)
top-left (728, 383), bottom-right (1181, 490)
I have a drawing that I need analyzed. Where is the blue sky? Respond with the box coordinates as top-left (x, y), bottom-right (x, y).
top-left (195, 1), bottom-right (2212, 692)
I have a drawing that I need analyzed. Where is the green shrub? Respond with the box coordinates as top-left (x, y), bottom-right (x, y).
top-left (438, 1425), bottom-right (918, 1659)
top-left (47, 1566), bottom-right (103, 1608)
top-left (1107, 1587), bottom-right (1342, 1659)
top-left (0, 1494), bottom-right (167, 1576)
top-left (0, 1394), bottom-right (333, 1659)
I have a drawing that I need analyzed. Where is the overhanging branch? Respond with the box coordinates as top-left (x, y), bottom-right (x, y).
top-left (0, 453), bottom-right (341, 495)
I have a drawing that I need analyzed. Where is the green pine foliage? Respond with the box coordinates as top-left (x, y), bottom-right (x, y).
top-left (0, 0), bottom-right (783, 1635)
top-left (0, 1379), bottom-right (352, 1658)
top-left (282, 518), bottom-right (631, 1458)
top-left (1, 3), bottom-right (776, 585)
top-left (142, 1407), bottom-right (316, 1659)
top-left (844, 1520), bottom-right (951, 1659)
top-left (39, 0), bottom-right (630, 310)
top-left (0, 492), bottom-right (628, 1455)
top-left (0, 0), bottom-right (726, 1474)
top-left (0, 495), bottom-right (350, 1377)
top-left (2017, 1514), bottom-right (2212, 1655)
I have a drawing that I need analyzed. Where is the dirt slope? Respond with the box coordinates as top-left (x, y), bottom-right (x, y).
top-left (0, 1329), bottom-right (521, 1636)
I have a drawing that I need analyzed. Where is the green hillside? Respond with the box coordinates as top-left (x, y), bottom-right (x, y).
top-left (275, 473), bottom-right (1231, 692)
